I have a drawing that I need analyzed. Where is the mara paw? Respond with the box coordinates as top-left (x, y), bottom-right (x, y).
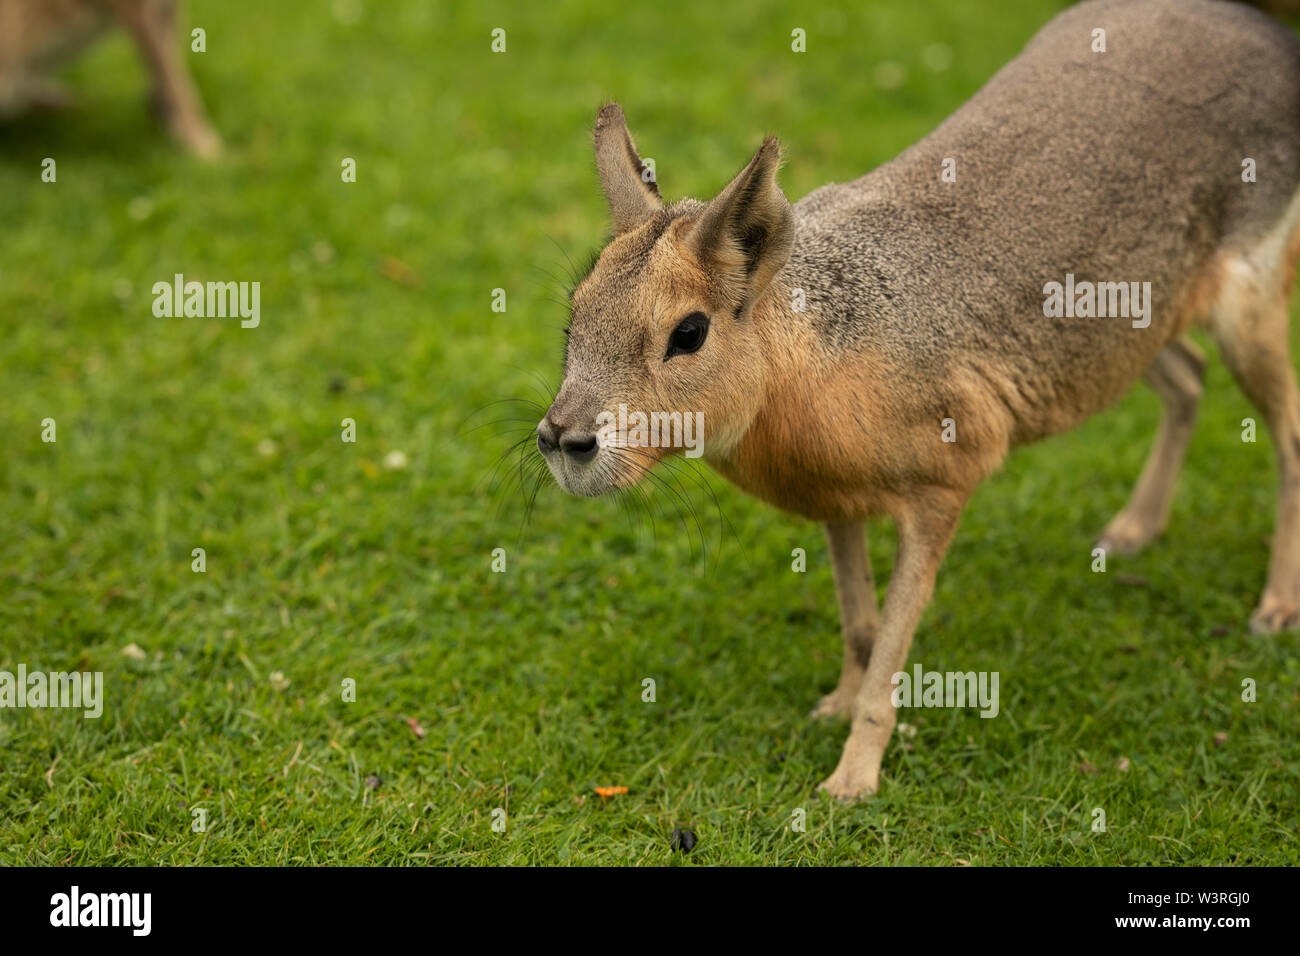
top-left (1096, 512), bottom-right (1163, 557)
top-left (816, 765), bottom-right (879, 803)
top-left (1249, 592), bottom-right (1300, 635)
top-left (809, 688), bottom-right (855, 721)
top-left (173, 121), bottom-right (224, 160)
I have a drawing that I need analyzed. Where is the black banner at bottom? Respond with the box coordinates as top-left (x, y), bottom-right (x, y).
top-left (0, 865), bottom-right (1282, 942)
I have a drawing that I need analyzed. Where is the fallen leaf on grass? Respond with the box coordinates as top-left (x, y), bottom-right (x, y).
top-left (379, 257), bottom-right (421, 287)
top-left (407, 717), bottom-right (425, 739)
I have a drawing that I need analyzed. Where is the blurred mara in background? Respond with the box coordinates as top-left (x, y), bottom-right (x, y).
top-left (0, 0), bottom-right (220, 156)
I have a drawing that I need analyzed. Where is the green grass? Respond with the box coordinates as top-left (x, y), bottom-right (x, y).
top-left (0, 0), bottom-right (1296, 866)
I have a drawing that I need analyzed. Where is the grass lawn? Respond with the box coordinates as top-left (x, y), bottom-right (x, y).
top-left (0, 0), bottom-right (1296, 865)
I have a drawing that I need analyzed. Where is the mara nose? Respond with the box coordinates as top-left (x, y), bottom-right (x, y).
top-left (560, 431), bottom-right (598, 462)
top-left (537, 416), bottom-right (599, 463)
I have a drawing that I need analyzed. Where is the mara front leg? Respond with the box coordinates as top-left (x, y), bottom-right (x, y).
top-left (104, 0), bottom-right (222, 157)
top-left (811, 521), bottom-right (879, 719)
top-left (819, 489), bottom-right (966, 800)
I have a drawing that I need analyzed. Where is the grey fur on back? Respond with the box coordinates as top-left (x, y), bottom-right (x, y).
top-left (788, 0), bottom-right (1300, 440)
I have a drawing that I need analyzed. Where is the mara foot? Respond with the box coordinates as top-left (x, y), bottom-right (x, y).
top-left (1250, 591), bottom-right (1300, 635)
top-left (817, 725), bottom-right (887, 801)
top-left (1096, 510), bottom-right (1165, 557)
top-left (817, 764), bottom-right (879, 802)
top-left (809, 686), bottom-right (856, 720)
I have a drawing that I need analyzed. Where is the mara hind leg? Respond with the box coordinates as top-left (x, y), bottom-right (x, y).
top-left (1208, 251), bottom-right (1300, 634)
top-left (1098, 338), bottom-right (1206, 556)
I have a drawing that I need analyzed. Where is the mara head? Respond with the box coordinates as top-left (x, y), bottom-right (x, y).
top-left (538, 103), bottom-right (796, 497)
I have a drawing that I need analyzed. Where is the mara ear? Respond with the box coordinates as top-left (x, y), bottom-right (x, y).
top-left (689, 136), bottom-right (794, 310)
top-left (593, 103), bottom-right (662, 234)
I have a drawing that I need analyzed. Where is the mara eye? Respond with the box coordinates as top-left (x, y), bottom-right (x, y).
top-left (664, 312), bottom-right (710, 361)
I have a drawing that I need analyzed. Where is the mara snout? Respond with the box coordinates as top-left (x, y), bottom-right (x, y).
top-left (535, 0), bottom-right (1300, 801)
top-left (0, 0), bottom-right (221, 157)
